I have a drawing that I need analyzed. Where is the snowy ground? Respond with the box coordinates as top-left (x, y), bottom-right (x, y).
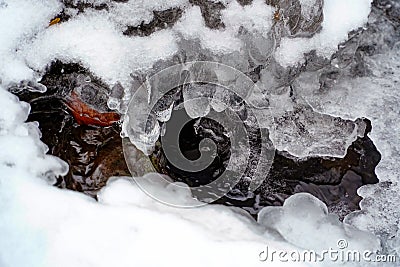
top-left (0, 0), bottom-right (399, 266)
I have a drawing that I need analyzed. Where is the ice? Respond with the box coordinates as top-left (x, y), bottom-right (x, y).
top-left (0, 86), bottom-right (68, 182)
top-left (267, 105), bottom-right (367, 158)
top-left (182, 83), bottom-right (214, 119)
top-left (275, 0), bottom-right (372, 67)
top-left (300, 0), bottom-right (322, 18)
top-left (258, 193), bottom-right (380, 254)
top-left (293, 7), bottom-right (400, 255)
top-left (0, 156), bottom-right (379, 267)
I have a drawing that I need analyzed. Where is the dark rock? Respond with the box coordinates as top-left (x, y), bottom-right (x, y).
top-left (123, 8), bottom-right (183, 37)
top-left (189, 0), bottom-right (226, 29)
top-left (16, 62), bottom-right (130, 197)
top-left (237, 0), bottom-right (253, 6)
top-left (267, 0), bottom-right (323, 37)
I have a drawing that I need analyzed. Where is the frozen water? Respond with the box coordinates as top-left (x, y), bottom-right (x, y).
top-left (182, 84), bottom-right (214, 119)
top-left (258, 193), bottom-right (380, 254)
top-left (293, 3), bottom-right (400, 255)
top-left (0, 85), bottom-right (68, 181)
top-left (0, 0), bottom-right (61, 86)
top-left (267, 105), bottom-right (367, 158)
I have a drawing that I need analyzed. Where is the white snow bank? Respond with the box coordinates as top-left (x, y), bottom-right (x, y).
top-left (108, 0), bottom-right (187, 30)
top-left (0, 0), bottom-right (61, 85)
top-left (275, 0), bottom-right (372, 67)
top-left (23, 12), bottom-right (179, 87)
top-left (0, 88), bottom-right (67, 179)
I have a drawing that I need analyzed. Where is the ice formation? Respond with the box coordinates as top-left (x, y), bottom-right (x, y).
top-left (0, 0), bottom-right (399, 266)
top-left (296, 36), bottom-right (400, 256)
top-left (0, 87), bottom-right (68, 179)
top-left (258, 193), bottom-right (380, 253)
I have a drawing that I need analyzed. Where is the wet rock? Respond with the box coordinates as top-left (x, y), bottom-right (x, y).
top-left (189, 0), bottom-right (226, 29)
top-left (123, 8), bottom-right (183, 37)
top-left (16, 62), bottom-right (130, 197)
top-left (62, 0), bottom-right (109, 14)
top-left (237, 0), bottom-right (253, 6)
top-left (267, 0), bottom-right (323, 37)
top-left (374, 0), bottom-right (400, 24)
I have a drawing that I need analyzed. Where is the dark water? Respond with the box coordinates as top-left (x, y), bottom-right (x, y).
top-left (15, 62), bottom-right (130, 197)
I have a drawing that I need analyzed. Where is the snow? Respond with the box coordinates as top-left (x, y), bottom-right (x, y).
top-left (0, 88), bottom-right (68, 179)
top-left (23, 11), bottom-right (179, 88)
top-left (275, 0), bottom-right (372, 67)
top-left (0, 0), bottom-right (61, 86)
top-left (175, 5), bottom-right (243, 54)
top-left (221, 0), bottom-right (274, 38)
top-left (0, 0), bottom-right (371, 88)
